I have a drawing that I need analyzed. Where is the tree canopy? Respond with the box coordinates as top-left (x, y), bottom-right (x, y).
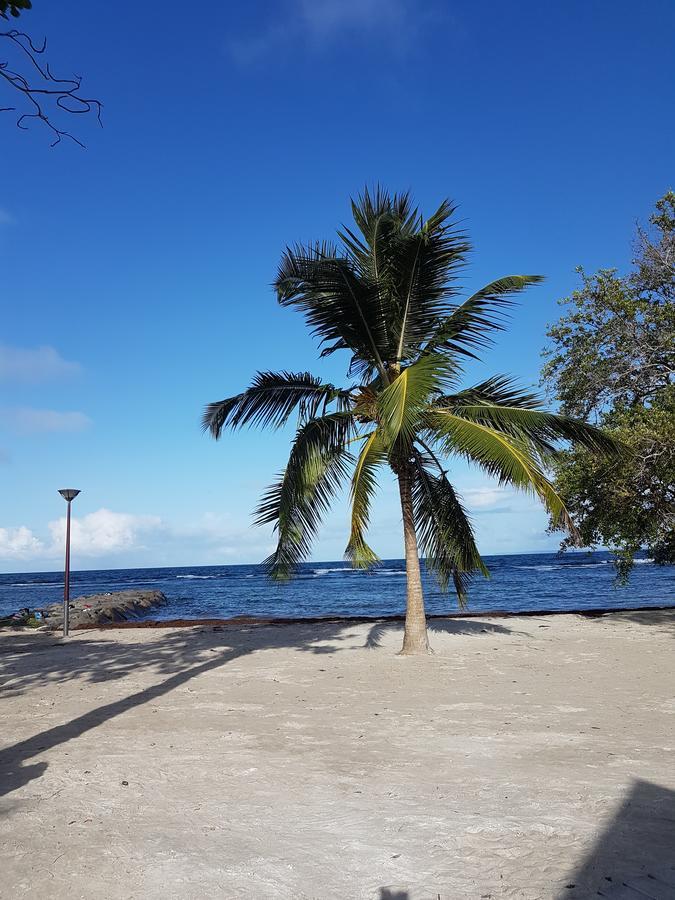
top-left (542, 192), bottom-right (675, 578)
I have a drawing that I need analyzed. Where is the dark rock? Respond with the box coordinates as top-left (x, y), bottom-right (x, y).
top-left (38, 590), bottom-right (167, 629)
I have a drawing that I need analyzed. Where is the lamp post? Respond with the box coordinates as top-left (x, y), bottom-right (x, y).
top-left (58, 489), bottom-right (80, 637)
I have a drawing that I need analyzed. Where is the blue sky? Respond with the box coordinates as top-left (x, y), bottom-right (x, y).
top-left (1, 0), bottom-right (673, 572)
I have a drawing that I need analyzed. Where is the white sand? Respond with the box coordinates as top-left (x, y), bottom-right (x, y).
top-left (1, 611), bottom-right (674, 899)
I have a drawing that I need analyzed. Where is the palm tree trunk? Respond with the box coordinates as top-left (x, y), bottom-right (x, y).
top-left (397, 465), bottom-right (431, 655)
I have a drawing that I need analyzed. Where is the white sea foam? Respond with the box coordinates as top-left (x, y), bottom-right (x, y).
top-left (514, 561), bottom-right (609, 571)
top-left (311, 566), bottom-right (406, 576)
top-left (176, 574), bottom-right (219, 579)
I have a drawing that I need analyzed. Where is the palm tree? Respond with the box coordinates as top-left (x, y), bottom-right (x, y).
top-left (204, 188), bottom-right (619, 655)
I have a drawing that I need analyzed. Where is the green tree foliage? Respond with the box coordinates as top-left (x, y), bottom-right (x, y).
top-left (0, 1), bottom-right (31, 18)
top-left (542, 192), bottom-right (675, 578)
top-left (205, 189), bottom-right (618, 653)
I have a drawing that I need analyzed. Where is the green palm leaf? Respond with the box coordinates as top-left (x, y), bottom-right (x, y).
top-left (392, 201), bottom-right (470, 361)
top-left (203, 371), bottom-right (351, 438)
top-left (344, 428), bottom-right (387, 569)
top-left (339, 191), bottom-right (470, 363)
top-left (442, 403), bottom-right (623, 457)
top-left (377, 353), bottom-right (457, 446)
top-left (441, 374), bottom-right (543, 409)
top-left (275, 242), bottom-right (389, 378)
top-left (339, 188), bottom-right (413, 287)
top-left (411, 449), bottom-right (488, 606)
top-left (422, 275), bottom-right (544, 360)
top-left (349, 186), bottom-right (418, 245)
top-left (255, 413), bottom-right (355, 580)
top-left (428, 410), bottom-right (579, 536)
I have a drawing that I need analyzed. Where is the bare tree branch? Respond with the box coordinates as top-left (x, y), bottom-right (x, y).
top-left (0, 27), bottom-right (101, 147)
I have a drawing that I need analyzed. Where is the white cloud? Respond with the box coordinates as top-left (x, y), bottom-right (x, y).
top-left (0, 407), bottom-right (91, 434)
top-left (0, 209), bottom-right (13, 226)
top-left (165, 512), bottom-right (275, 560)
top-left (299, 0), bottom-right (406, 37)
top-left (0, 509), bottom-right (162, 563)
top-left (0, 498), bottom-right (557, 570)
top-left (0, 525), bottom-right (44, 560)
top-left (0, 344), bottom-right (81, 382)
top-left (0, 509), bottom-right (274, 566)
top-left (47, 508), bottom-right (163, 556)
top-left (228, 0), bottom-right (414, 64)
top-left (462, 486), bottom-right (513, 509)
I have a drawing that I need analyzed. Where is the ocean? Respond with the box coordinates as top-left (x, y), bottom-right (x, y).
top-left (0, 551), bottom-right (672, 621)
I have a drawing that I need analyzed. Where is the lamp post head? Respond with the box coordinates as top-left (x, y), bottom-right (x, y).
top-left (58, 489), bottom-right (81, 502)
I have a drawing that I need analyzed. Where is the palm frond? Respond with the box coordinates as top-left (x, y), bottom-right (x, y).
top-left (291, 188), bottom-right (471, 368)
top-left (349, 186), bottom-right (418, 242)
top-left (342, 193), bottom-right (470, 362)
top-left (338, 192), bottom-right (413, 359)
top-left (392, 200), bottom-right (470, 361)
top-left (411, 448), bottom-right (489, 606)
top-left (422, 275), bottom-right (544, 360)
top-left (428, 410), bottom-right (579, 537)
top-left (202, 371), bottom-right (350, 438)
top-left (275, 241), bottom-right (388, 377)
top-left (442, 403), bottom-right (623, 457)
top-left (440, 374), bottom-right (543, 409)
top-left (377, 353), bottom-right (457, 446)
top-left (344, 429), bottom-right (387, 569)
top-left (255, 413), bottom-right (355, 579)
top-left (339, 189), bottom-right (414, 286)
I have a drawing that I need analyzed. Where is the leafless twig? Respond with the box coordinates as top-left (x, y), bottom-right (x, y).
top-left (0, 28), bottom-right (101, 147)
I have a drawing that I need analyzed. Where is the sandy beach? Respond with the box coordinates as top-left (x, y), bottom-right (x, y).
top-left (1, 610), bottom-right (674, 899)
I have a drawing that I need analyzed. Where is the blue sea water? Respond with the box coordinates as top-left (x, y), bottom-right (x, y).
top-left (0, 551), bottom-right (672, 620)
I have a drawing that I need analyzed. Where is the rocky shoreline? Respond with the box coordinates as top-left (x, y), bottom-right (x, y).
top-left (1, 589), bottom-right (167, 630)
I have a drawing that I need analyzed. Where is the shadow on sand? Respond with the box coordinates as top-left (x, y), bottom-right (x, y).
top-left (595, 608), bottom-right (675, 638)
top-left (0, 616), bottom-right (522, 801)
top-left (3, 621), bottom-right (673, 898)
top-left (364, 617), bottom-right (527, 649)
top-left (376, 781), bottom-right (675, 899)
top-left (0, 621), bottom-right (353, 800)
top-left (559, 779), bottom-right (675, 899)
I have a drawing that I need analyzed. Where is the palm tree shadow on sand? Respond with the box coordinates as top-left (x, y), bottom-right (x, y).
top-left (0, 617), bottom-right (523, 802)
top-left (3, 628), bottom-right (673, 899)
top-left (364, 617), bottom-right (529, 649)
top-left (0, 621), bottom-right (361, 802)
